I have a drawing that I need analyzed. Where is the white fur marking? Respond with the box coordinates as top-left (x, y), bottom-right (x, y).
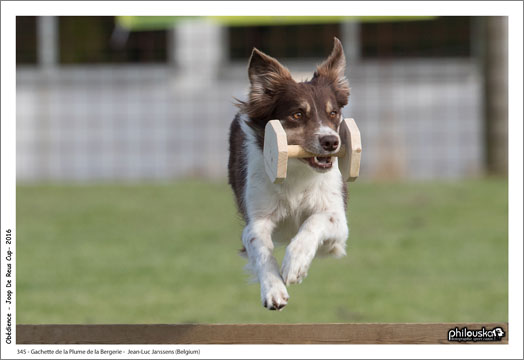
top-left (315, 125), bottom-right (339, 137)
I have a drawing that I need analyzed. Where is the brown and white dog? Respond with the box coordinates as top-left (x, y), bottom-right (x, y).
top-left (228, 38), bottom-right (350, 310)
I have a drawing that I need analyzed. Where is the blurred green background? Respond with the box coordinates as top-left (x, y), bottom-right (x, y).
top-left (17, 179), bottom-right (507, 323)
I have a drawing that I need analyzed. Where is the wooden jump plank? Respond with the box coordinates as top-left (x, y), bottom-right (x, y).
top-left (17, 323), bottom-right (508, 344)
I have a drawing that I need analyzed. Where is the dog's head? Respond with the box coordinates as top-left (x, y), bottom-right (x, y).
top-left (237, 37), bottom-right (350, 172)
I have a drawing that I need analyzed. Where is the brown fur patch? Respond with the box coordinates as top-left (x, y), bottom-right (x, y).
top-left (228, 114), bottom-right (248, 220)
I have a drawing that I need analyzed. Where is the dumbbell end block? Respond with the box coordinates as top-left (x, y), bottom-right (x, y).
top-left (264, 120), bottom-right (289, 183)
top-left (338, 118), bottom-right (362, 182)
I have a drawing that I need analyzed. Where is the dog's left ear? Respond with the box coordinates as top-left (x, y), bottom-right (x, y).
top-left (314, 37), bottom-right (350, 106)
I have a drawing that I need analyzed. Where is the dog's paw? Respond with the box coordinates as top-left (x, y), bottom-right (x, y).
top-left (260, 279), bottom-right (289, 311)
top-left (281, 242), bottom-right (314, 285)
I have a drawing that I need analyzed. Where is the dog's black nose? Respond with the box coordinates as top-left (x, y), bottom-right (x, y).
top-left (319, 135), bottom-right (339, 152)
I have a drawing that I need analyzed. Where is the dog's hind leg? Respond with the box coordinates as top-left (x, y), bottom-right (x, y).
top-left (242, 219), bottom-right (289, 310)
top-left (281, 212), bottom-right (348, 285)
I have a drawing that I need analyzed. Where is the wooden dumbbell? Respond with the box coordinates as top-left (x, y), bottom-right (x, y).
top-left (263, 118), bottom-right (362, 183)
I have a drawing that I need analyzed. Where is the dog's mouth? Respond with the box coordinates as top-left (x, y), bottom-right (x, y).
top-left (302, 156), bottom-right (334, 171)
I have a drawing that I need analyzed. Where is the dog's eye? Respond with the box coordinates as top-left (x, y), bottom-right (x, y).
top-left (329, 111), bottom-right (338, 119)
top-left (292, 112), bottom-right (303, 120)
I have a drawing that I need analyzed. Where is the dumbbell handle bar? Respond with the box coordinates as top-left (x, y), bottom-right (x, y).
top-left (287, 145), bottom-right (353, 158)
top-left (287, 145), bottom-right (362, 158)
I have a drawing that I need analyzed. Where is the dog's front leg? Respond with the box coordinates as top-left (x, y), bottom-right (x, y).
top-left (281, 212), bottom-right (348, 285)
top-left (243, 219), bottom-right (289, 310)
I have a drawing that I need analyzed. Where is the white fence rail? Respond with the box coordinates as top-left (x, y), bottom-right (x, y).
top-left (16, 59), bottom-right (482, 182)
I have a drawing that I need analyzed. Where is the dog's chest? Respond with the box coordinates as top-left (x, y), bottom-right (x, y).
top-left (270, 173), bottom-right (339, 244)
top-left (274, 167), bottom-right (341, 220)
top-left (281, 181), bottom-right (323, 214)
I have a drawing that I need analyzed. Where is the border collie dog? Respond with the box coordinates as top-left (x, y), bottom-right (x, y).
top-left (228, 38), bottom-right (350, 310)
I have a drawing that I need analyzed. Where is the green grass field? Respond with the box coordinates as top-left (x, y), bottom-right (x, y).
top-left (16, 178), bottom-right (507, 324)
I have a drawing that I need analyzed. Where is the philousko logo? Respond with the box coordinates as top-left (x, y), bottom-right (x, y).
top-left (448, 326), bottom-right (505, 342)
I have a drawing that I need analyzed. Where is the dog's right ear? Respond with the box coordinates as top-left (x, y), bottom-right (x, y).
top-left (247, 48), bottom-right (293, 96)
top-left (314, 37), bottom-right (350, 107)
